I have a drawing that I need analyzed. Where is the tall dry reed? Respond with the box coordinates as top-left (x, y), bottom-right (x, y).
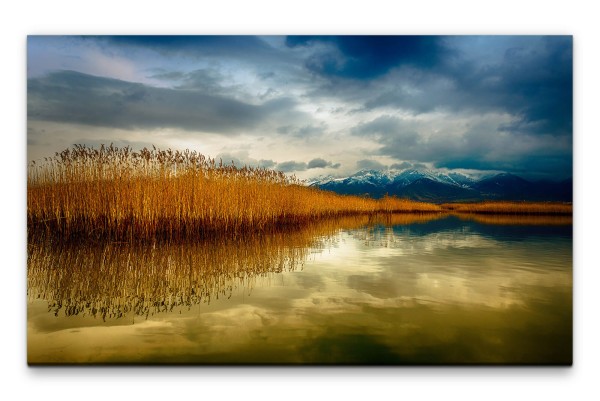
top-left (28, 144), bottom-right (442, 240)
top-left (440, 201), bottom-right (572, 215)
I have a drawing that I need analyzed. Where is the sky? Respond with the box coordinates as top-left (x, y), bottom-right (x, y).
top-left (27, 35), bottom-right (573, 180)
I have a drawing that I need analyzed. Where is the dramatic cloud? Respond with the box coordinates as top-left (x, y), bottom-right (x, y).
top-left (351, 115), bottom-right (420, 147)
top-left (277, 123), bottom-right (328, 138)
top-left (27, 36), bottom-right (572, 180)
top-left (28, 70), bottom-right (304, 134)
top-left (390, 162), bottom-right (412, 170)
top-left (208, 152), bottom-right (336, 173)
top-left (258, 159), bottom-right (277, 169)
top-left (307, 158), bottom-right (328, 169)
top-left (364, 37), bottom-right (572, 138)
top-left (307, 158), bottom-right (341, 169)
top-left (99, 36), bottom-right (280, 61)
top-left (276, 160), bottom-right (308, 172)
top-left (214, 151), bottom-right (277, 169)
top-left (350, 109), bottom-right (571, 177)
top-left (285, 36), bottom-right (450, 79)
top-left (356, 159), bottom-right (387, 171)
top-left (174, 68), bottom-right (228, 92)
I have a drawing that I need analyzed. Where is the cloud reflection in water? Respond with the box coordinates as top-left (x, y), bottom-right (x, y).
top-left (27, 215), bottom-right (572, 364)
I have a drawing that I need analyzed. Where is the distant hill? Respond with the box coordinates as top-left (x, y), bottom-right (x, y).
top-left (308, 169), bottom-right (572, 203)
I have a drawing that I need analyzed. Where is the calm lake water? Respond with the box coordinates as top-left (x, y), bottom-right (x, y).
top-left (27, 214), bottom-right (572, 365)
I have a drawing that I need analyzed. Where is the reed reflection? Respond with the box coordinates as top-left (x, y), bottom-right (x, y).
top-left (28, 213), bottom-right (444, 321)
top-left (453, 213), bottom-right (573, 226)
top-left (28, 212), bottom-right (572, 364)
top-left (29, 234), bottom-right (309, 321)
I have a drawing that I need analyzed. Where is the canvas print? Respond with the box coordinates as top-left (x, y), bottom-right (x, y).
top-left (27, 35), bottom-right (572, 365)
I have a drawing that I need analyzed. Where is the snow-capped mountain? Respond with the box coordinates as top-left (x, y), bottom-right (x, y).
top-left (313, 169), bottom-right (473, 187)
top-left (390, 169), bottom-right (475, 188)
top-left (308, 169), bottom-right (572, 202)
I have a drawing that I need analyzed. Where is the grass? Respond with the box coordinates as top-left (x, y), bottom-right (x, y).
top-left (27, 145), bottom-right (442, 241)
top-left (440, 201), bottom-right (572, 215)
top-left (28, 145), bottom-right (572, 241)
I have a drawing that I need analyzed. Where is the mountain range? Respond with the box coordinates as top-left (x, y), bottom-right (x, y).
top-left (307, 169), bottom-right (572, 203)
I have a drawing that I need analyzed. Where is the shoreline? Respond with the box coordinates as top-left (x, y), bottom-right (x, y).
top-left (27, 206), bottom-right (572, 243)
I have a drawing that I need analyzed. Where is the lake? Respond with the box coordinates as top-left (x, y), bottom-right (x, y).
top-left (27, 214), bottom-right (572, 365)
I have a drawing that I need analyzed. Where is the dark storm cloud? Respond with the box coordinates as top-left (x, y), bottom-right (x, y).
top-left (352, 115), bottom-right (420, 149)
top-left (298, 36), bottom-right (571, 142)
top-left (276, 160), bottom-right (307, 172)
top-left (28, 70), bottom-right (301, 133)
top-left (485, 37), bottom-right (572, 136)
top-left (26, 36), bottom-right (572, 179)
top-left (364, 36), bottom-right (572, 137)
top-left (175, 68), bottom-right (230, 92)
top-left (307, 158), bottom-right (340, 169)
top-left (307, 158), bottom-right (328, 169)
top-left (285, 36), bottom-right (450, 79)
top-left (390, 162), bottom-right (412, 170)
top-left (389, 161), bottom-right (428, 170)
top-left (96, 36), bottom-right (278, 60)
top-left (276, 123), bottom-right (328, 138)
top-left (258, 159), bottom-right (276, 169)
top-left (356, 159), bottom-right (387, 171)
top-left (350, 114), bottom-right (571, 176)
top-left (436, 151), bottom-right (573, 177)
top-left (148, 68), bottom-right (227, 92)
top-left (340, 37), bottom-right (572, 176)
top-left (351, 115), bottom-right (400, 136)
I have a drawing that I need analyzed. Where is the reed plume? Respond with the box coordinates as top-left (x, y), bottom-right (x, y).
top-left (28, 144), bottom-right (441, 241)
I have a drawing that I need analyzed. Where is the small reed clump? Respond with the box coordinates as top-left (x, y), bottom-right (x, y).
top-left (28, 144), bottom-right (442, 241)
top-left (440, 201), bottom-right (572, 215)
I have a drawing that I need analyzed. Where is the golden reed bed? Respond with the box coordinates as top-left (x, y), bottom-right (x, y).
top-left (27, 145), bottom-right (441, 240)
top-left (27, 145), bottom-right (572, 241)
top-left (440, 201), bottom-right (572, 215)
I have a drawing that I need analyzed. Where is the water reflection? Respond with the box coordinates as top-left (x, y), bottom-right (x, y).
top-left (28, 214), bottom-right (443, 321)
top-left (27, 214), bottom-right (572, 365)
top-left (454, 213), bottom-right (572, 226)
